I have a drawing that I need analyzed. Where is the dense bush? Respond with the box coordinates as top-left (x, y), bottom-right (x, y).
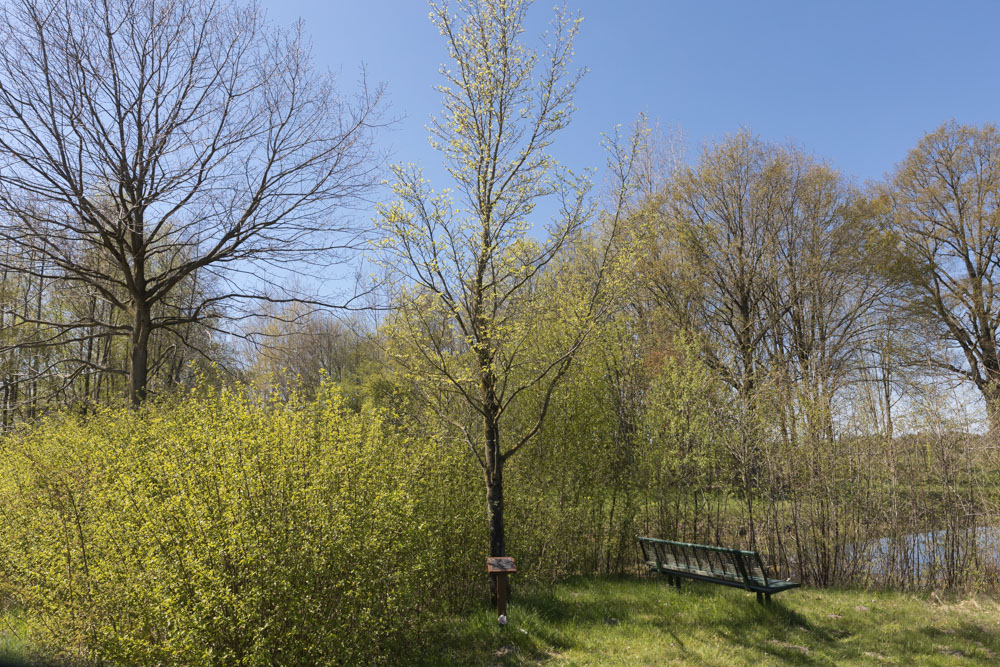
top-left (503, 328), bottom-right (737, 579)
top-left (497, 318), bottom-right (1000, 594)
top-left (0, 384), bottom-right (481, 665)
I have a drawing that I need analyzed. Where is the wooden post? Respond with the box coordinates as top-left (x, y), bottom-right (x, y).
top-left (497, 572), bottom-right (509, 616)
top-left (486, 557), bottom-right (517, 622)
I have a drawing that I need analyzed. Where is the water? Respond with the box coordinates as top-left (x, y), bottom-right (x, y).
top-left (860, 526), bottom-right (1000, 579)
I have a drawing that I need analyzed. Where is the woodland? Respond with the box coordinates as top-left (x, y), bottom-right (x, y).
top-left (2, 0), bottom-right (1000, 664)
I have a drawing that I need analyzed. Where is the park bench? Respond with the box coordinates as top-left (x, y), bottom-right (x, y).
top-left (637, 536), bottom-right (800, 604)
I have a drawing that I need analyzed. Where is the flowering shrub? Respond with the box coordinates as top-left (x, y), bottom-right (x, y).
top-left (0, 384), bottom-right (481, 665)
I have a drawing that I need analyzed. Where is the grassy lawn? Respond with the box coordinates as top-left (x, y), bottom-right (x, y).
top-left (3, 577), bottom-right (999, 665)
top-left (0, 613), bottom-right (29, 667)
top-left (430, 576), bottom-right (1000, 665)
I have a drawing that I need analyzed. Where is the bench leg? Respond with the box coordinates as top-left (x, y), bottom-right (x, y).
top-left (766, 593), bottom-right (771, 605)
top-left (674, 577), bottom-right (681, 590)
top-left (756, 592), bottom-right (763, 604)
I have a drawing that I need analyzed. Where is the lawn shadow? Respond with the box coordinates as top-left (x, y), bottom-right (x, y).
top-left (417, 575), bottom-right (1000, 666)
top-left (916, 618), bottom-right (1000, 662)
top-left (639, 578), bottom-right (844, 665)
top-left (417, 594), bottom-right (572, 666)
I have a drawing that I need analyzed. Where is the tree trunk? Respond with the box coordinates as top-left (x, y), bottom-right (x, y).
top-left (979, 376), bottom-right (1000, 436)
top-left (129, 301), bottom-right (152, 407)
top-left (486, 446), bottom-right (504, 557)
top-left (985, 395), bottom-right (1000, 437)
top-left (484, 410), bottom-right (504, 604)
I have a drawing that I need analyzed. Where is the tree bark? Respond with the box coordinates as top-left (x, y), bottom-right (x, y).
top-left (486, 434), bottom-right (504, 558)
top-left (129, 301), bottom-right (152, 407)
top-left (479, 338), bottom-right (505, 557)
top-left (982, 379), bottom-right (1000, 436)
top-left (484, 376), bottom-right (505, 603)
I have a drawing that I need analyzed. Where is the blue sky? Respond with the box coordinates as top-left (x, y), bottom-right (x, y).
top-left (256, 0), bottom-right (994, 420)
top-left (259, 0), bottom-right (1000, 190)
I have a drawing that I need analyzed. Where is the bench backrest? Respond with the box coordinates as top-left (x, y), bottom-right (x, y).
top-left (637, 537), bottom-right (770, 589)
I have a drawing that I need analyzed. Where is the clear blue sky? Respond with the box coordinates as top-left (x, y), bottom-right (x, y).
top-left (259, 0), bottom-right (1000, 192)
top-left (256, 0), bottom-right (994, 419)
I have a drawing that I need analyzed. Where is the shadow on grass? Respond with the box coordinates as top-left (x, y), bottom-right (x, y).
top-left (418, 589), bottom-right (575, 666)
top-left (420, 575), bottom-right (832, 665)
top-left (419, 575), bottom-right (1000, 665)
top-left (917, 619), bottom-right (1000, 662)
top-left (664, 583), bottom-right (839, 665)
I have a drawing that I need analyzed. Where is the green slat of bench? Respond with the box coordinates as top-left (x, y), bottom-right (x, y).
top-left (638, 539), bottom-right (650, 565)
top-left (643, 556), bottom-right (744, 581)
top-left (650, 567), bottom-right (754, 590)
top-left (637, 536), bottom-right (757, 557)
top-left (641, 538), bottom-right (746, 582)
top-left (747, 579), bottom-right (801, 594)
top-left (644, 558), bottom-right (799, 594)
top-left (643, 558), bottom-right (765, 586)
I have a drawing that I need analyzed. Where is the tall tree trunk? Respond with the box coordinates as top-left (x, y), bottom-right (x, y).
top-left (28, 256), bottom-right (44, 419)
top-left (983, 382), bottom-right (1000, 436)
top-left (486, 428), bottom-right (504, 558)
top-left (1, 378), bottom-right (9, 430)
top-left (129, 300), bottom-right (152, 407)
top-left (479, 342), bottom-right (505, 558)
top-left (483, 369), bottom-right (504, 603)
top-left (484, 404), bottom-right (504, 598)
top-left (978, 363), bottom-right (1000, 435)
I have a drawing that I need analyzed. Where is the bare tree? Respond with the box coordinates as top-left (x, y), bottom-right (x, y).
top-left (242, 303), bottom-right (371, 396)
top-left (653, 131), bottom-right (786, 400)
top-left (651, 134), bottom-right (887, 422)
top-left (892, 121), bottom-right (1000, 431)
top-left (0, 0), bottom-right (383, 405)
top-left (646, 133), bottom-right (894, 553)
top-left (770, 167), bottom-right (888, 442)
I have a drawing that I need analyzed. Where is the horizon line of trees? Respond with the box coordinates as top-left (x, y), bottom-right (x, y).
top-left (5, 119), bottom-right (998, 430)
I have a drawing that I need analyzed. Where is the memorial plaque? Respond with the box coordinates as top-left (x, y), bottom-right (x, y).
top-left (486, 556), bottom-right (517, 573)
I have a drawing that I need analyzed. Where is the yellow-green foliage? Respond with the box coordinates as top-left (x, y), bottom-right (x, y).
top-left (0, 384), bottom-right (481, 665)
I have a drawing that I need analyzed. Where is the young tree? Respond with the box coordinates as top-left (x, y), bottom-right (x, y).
top-left (0, 0), bottom-right (383, 406)
top-left (376, 0), bottom-right (642, 566)
top-left (892, 121), bottom-right (1000, 431)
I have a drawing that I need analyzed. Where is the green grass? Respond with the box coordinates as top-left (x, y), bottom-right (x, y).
top-left (4, 577), bottom-right (1000, 665)
top-left (0, 612), bottom-right (31, 667)
top-left (428, 576), bottom-right (1000, 665)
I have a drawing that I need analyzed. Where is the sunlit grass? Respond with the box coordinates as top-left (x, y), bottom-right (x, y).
top-left (429, 576), bottom-right (1000, 665)
top-left (0, 611), bottom-right (31, 666)
top-left (5, 577), bottom-right (1000, 665)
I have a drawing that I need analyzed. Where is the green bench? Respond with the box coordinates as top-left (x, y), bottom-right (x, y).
top-left (637, 536), bottom-right (800, 604)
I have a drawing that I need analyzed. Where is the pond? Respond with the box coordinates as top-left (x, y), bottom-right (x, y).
top-left (859, 526), bottom-right (1000, 578)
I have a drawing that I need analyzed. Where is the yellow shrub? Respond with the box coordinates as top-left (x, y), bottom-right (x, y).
top-left (0, 384), bottom-right (481, 665)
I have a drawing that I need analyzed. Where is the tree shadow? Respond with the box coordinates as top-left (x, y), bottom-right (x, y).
top-left (418, 576), bottom-right (1000, 665)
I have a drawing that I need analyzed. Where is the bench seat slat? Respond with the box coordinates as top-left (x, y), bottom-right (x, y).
top-left (645, 558), bottom-right (742, 582)
top-left (747, 579), bottom-right (800, 594)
